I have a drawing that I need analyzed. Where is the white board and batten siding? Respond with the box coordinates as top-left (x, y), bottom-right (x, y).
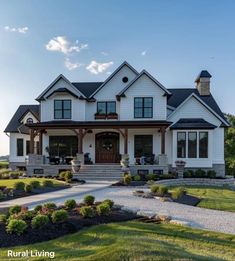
top-left (120, 74), bottom-right (167, 121)
top-left (168, 96), bottom-right (224, 167)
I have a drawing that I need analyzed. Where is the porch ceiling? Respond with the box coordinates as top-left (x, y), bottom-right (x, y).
top-left (26, 120), bottom-right (172, 130)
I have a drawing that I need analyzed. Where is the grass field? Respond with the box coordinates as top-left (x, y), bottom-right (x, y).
top-left (0, 221), bottom-right (234, 261)
top-left (0, 178), bottom-right (67, 188)
top-left (170, 186), bottom-right (235, 212)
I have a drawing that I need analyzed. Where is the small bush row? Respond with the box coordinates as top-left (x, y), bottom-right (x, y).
top-left (183, 169), bottom-right (216, 179)
top-left (150, 184), bottom-right (168, 196)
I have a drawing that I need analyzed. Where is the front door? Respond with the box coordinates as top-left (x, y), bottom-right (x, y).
top-left (95, 132), bottom-right (119, 163)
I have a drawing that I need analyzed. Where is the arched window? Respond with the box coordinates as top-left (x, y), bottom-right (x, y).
top-left (26, 118), bottom-right (33, 124)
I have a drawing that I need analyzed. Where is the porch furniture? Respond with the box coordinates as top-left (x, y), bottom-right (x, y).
top-left (49, 156), bottom-right (60, 165)
top-left (135, 154), bottom-right (155, 165)
top-left (84, 153), bottom-right (93, 164)
top-left (65, 156), bottom-right (73, 165)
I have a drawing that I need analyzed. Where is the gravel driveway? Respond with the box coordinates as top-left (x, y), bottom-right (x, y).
top-left (4, 185), bottom-right (235, 235)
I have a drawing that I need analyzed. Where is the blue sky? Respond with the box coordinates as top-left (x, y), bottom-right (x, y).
top-left (0, 0), bottom-right (235, 155)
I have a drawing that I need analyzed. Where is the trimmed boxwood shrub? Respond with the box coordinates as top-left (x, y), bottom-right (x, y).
top-left (183, 170), bottom-right (195, 178)
top-left (43, 202), bottom-right (57, 210)
top-left (24, 184), bottom-right (32, 193)
top-left (60, 171), bottom-right (73, 182)
top-left (207, 170), bottom-right (216, 178)
top-left (80, 206), bottom-right (95, 218)
top-left (146, 173), bottom-right (157, 181)
top-left (13, 181), bottom-right (25, 191)
top-left (6, 219), bottom-right (27, 235)
top-left (0, 214), bottom-right (7, 223)
top-left (29, 180), bottom-right (41, 189)
top-left (9, 172), bottom-right (20, 179)
top-left (34, 205), bottom-right (42, 213)
top-left (150, 184), bottom-right (160, 194)
top-left (31, 214), bottom-right (49, 229)
top-left (172, 187), bottom-right (186, 200)
top-left (64, 199), bottom-right (77, 210)
top-left (9, 205), bottom-right (21, 215)
top-left (195, 169), bottom-right (206, 178)
top-left (103, 199), bottom-right (114, 208)
top-left (123, 174), bottom-right (132, 185)
top-left (51, 210), bottom-right (68, 223)
top-left (96, 203), bottom-right (111, 216)
top-left (13, 210), bottom-right (33, 221)
top-left (41, 180), bottom-right (54, 187)
top-left (84, 195), bottom-right (95, 206)
top-left (158, 186), bottom-right (168, 196)
top-left (133, 175), bottom-right (141, 181)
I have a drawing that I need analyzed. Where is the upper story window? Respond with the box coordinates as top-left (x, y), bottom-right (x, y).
top-left (134, 97), bottom-right (153, 118)
top-left (97, 101), bottom-right (116, 115)
top-left (26, 118), bottom-right (33, 124)
top-left (54, 100), bottom-right (71, 119)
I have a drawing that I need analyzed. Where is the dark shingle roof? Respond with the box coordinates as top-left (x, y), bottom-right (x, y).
top-left (170, 118), bottom-right (217, 130)
top-left (195, 70), bottom-right (212, 82)
top-left (4, 105), bottom-right (40, 133)
top-left (167, 88), bottom-right (227, 123)
top-left (72, 82), bottom-right (103, 98)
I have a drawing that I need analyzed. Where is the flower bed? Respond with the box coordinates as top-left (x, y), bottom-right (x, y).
top-left (0, 196), bottom-right (137, 248)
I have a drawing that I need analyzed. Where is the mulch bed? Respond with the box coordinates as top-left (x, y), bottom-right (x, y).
top-left (0, 208), bottom-right (137, 248)
top-left (174, 194), bottom-right (201, 206)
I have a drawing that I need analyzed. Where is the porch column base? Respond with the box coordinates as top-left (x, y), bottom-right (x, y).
top-left (28, 154), bottom-right (44, 165)
top-left (158, 154), bottom-right (168, 166)
top-left (120, 154), bottom-right (130, 173)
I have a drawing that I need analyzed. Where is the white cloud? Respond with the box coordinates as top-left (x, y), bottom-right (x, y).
top-left (101, 51), bottom-right (109, 56)
top-left (64, 58), bottom-right (82, 70)
top-left (46, 36), bottom-right (88, 54)
top-left (141, 50), bottom-right (147, 56)
top-left (4, 26), bottom-right (28, 34)
top-left (86, 60), bottom-right (114, 75)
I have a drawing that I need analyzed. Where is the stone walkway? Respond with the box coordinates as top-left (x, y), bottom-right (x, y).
top-left (1, 184), bottom-right (235, 235)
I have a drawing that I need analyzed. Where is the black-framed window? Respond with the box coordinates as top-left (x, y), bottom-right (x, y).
top-left (17, 138), bottom-right (24, 156)
top-left (26, 118), bottom-right (33, 124)
top-left (134, 97), bottom-right (153, 118)
top-left (177, 132), bottom-right (186, 158)
top-left (199, 132), bottom-right (208, 158)
top-left (26, 140), bottom-right (30, 155)
top-left (49, 136), bottom-right (78, 157)
top-left (97, 101), bottom-right (116, 115)
top-left (188, 132), bottom-right (197, 158)
top-left (54, 100), bottom-right (71, 119)
top-left (134, 135), bottom-right (153, 157)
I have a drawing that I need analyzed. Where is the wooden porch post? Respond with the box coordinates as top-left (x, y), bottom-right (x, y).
top-left (39, 130), bottom-right (43, 155)
top-left (161, 127), bottom-right (166, 154)
top-left (124, 128), bottom-right (128, 154)
top-left (30, 129), bottom-right (35, 154)
top-left (78, 128), bottom-right (83, 154)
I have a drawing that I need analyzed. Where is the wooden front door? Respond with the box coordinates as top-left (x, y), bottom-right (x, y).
top-left (95, 132), bottom-right (119, 163)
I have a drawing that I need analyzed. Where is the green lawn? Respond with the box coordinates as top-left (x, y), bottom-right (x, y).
top-left (170, 186), bottom-right (235, 212)
top-left (0, 221), bottom-right (235, 260)
top-left (0, 178), bottom-right (67, 188)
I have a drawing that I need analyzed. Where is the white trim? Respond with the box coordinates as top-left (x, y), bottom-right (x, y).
top-left (168, 93), bottom-right (229, 126)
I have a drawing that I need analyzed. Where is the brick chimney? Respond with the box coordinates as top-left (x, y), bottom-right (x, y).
top-left (195, 70), bottom-right (212, 96)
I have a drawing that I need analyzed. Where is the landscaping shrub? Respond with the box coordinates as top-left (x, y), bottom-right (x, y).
top-left (9, 172), bottom-right (20, 179)
top-left (13, 181), bottom-right (25, 191)
top-left (51, 210), bottom-right (68, 223)
top-left (0, 214), bottom-right (7, 223)
top-left (146, 173), bottom-right (157, 181)
top-left (34, 205), bottom-right (42, 213)
top-left (103, 199), bottom-right (114, 208)
top-left (24, 184), bottom-right (32, 193)
top-left (96, 203), bottom-right (111, 216)
top-left (59, 171), bottom-right (67, 180)
top-left (29, 180), bottom-right (41, 189)
top-left (133, 175), bottom-right (141, 181)
top-left (159, 173), bottom-right (176, 180)
top-left (207, 170), bottom-right (216, 178)
top-left (123, 174), bottom-right (132, 185)
top-left (158, 186), bottom-right (168, 196)
top-left (41, 180), bottom-right (54, 187)
top-left (150, 184), bottom-right (160, 194)
top-left (183, 170), bottom-right (194, 178)
top-left (9, 205), bottom-right (21, 215)
top-left (0, 190), bottom-right (5, 200)
top-left (43, 202), bottom-right (57, 210)
top-left (195, 169), bottom-right (206, 178)
top-left (80, 206), bottom-right (95, 218)
top-left (31, 214), bottom-right (49, 229)
top-left (172, 187), bottom-right (186, 200)
top-left (84, 195), bottom-right (95, 206)
top-left (6, 219), bottom-right (27, 235)
top-left (60, 171), bottom-right (73, 182)
top-left (12, 210), bottom-right (33, 221)
top-left (64, 199), bottom-right (77, 210)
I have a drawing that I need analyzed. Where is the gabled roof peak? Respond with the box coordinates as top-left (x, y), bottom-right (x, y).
top-left (195, 70), bottom-right (212, 82)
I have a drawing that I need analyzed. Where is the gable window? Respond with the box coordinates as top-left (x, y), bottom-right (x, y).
top-left (17, 138), bottom-right (24, 156)
top-left (199, 132), bottom-right (208, 158)
top-left (26, 118), bottom-right (33, 124)
top-left (188, 132), bottom-right (197, 158)
top-left (134, 97), bottom-right (153, 118)
top-left (177, 132), bottom-right (186, 158)
top-left (97, 101), bottom-right (116, 115)
top-left (54, 100), bottom-right (71, 119)
top-left (134, 135), bottom-right (153, 157)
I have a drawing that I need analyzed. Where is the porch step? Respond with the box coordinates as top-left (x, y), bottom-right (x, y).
top-left (74, 164), bottom-right (123, 181)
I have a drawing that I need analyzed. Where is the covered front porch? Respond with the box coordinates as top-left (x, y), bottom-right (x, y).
top-left (26, 120), bottom-right (171, 176)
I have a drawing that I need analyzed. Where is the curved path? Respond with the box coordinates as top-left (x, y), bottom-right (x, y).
top-left (1, 184), bottom-right (235, 235)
